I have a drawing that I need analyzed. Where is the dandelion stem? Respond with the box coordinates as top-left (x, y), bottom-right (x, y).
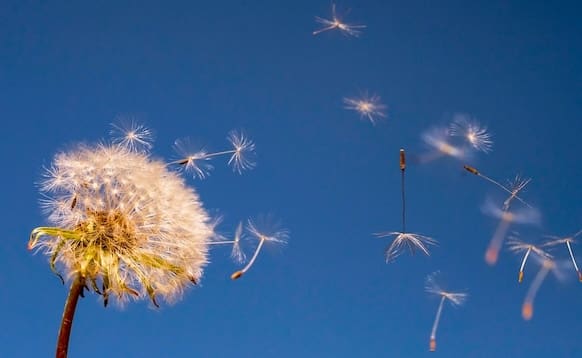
top-left (204, 149), bottom-right (236, 158)
top-left (485, 217), bottom-right (511, 265)
top-left (400, 149), bottom-right (406, 233)
top-left (242, 238), bottom-right (265, 274)
top-left (56, 275), bottom-right (84, 358)
top-left (522, 263), bottom-right (550, 320)
top-left (565, 241), bottom-right (580, 272)
top-left (430, 296), bottom-right (446, 351)
top-left (518, 248), bottom-right (531, 282)
top-left (231, 237), bottom-right (265, 279)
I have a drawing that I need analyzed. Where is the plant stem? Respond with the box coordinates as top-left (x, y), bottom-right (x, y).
top-left (56, 275), bottom-right (84, 358)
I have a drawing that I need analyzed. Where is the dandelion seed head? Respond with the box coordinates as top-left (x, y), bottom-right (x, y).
top-left (343, 94), bottom-right (387, 124)
top-left (31, 143), bottom-right (212, 306)
top-left (449, 114), bottom-right (493, 153)
top-left (375, 231), bottom-right (437, 263)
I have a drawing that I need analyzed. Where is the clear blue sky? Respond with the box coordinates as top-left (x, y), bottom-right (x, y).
top-left (1, 1), bottom-right (581, 357)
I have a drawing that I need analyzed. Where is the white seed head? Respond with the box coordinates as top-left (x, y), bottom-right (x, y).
top-left (33, 143), bottom-right (212, 306)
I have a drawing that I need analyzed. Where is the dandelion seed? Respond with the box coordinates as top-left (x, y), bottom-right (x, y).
top-left (481, 198), bottom-right (540, 265)
top-left (170, 130), bottom-right (256, 179)
top-left (226, 130), bottom-right (256, 174)
top-left (507, 235), bottom-right (551, 283)
top-left (421, 126), bottom-right (467, 162)
top-left (207, 221), bottom-right (246, 264)
top-left (543, 230), bottom-right (582, 281)
top-left (449, 114), bottom-right (493, 153)
top-left (343, 93), bottom-right (387, 124)
top-left (110, 119), bottom-right (154, 152)
top-left (399, 149), bottom-right (406, 232)
top-left (502, 175), bottom-right (532, 211)
top-left (313, 3), bottom-right (366, 37)
top-left (375, 149), bottom-right (436, 262)
top-left (463, 165), bottom-right (532, 210)
top-left (29, 132), bottom-right (213, 356)
top-left (425, 272), bottom-right (467, 352)
top-left (521, 257), bottom-right (562, 320)
top-left (231, 217), bottom-right (288, 280)
top-left (375, 232), bottom-right (437, 263)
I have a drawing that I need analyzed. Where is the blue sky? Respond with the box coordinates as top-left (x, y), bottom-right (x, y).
top-left (1, 0), bottom-right (581, 357)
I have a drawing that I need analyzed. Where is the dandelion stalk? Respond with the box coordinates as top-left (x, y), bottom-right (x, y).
top-left (56, 275), bottom-right (84, 358)
top-left (231, 237), bottom-right (265, 280)
top-left (30, 125), bottom-right (215, 355)
top-left (518, 248), bottom-right (531, 283)
top-left (400, 149), bottom-right (406, 233)
top-left (429, 296), bottom-right (446, 352)
top-left (522, 260), bottom-right (552, 320)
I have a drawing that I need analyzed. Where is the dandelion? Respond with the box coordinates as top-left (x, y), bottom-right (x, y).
top-left (170, 130), bottom-right (256, 179)
top-left (29, 133), bottom-right (213, 357)
top-left (110, 119), bottom-right (154, 152)
top-left (207, 221), bottom-right (246, 264)
top-left (481, 198), bottom-right (540, 265)
top-left (376, 231), bottom-right (437, 263)
top-left (507, 235), bottom-right (552, 283)
top-left (425, 272), bottom-right (467, 352)
top-left (463, 165), bottom-right (532, 210)
top-left (543, 230), bottom-right (582, 281)
top-left (313, 3), bottom-right (366, 37)
top-left (449, 114), bottom-right (493, 153)
top-left (343, 93), bottom-right (387, 125)
top-left (420, 126), bottom-right (467, 162)
top-left (375, 149), bottom-right (437, 262)
top-left (502, 175), bottom-right (532, 211)
top-left (231, 217), bottom-right (288, 280)
top-left (521, 257), bottom-right (563, 320)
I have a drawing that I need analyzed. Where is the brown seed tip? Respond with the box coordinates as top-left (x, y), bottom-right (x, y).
top-left (522, 302), bottom-right (533, 320)
top-left (578, 271), bottom-right (582, 282)
top-left (429, 338), bottom-right (436, 352)
top-left (399, 149), bottom-right (406, 171)
top-left (463, 164), bottom-right (479, 175)
top-left (485, 247), bottom-right (498, 266)
top-left (231, 271), bottom-right (243, 280)
top-left (518, 271), bottom-right (524, 283)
